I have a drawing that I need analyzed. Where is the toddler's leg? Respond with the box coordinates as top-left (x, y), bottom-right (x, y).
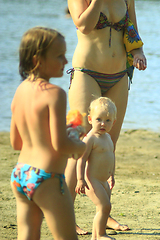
top-left (86, 179), bottom-right (115, 240)
top-left (11, 182), bottom-right (43, 240)
top-left (33, 176), bottom-right (78, 240)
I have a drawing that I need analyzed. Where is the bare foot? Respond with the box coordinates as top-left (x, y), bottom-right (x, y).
top-left (114, 224), bottom-right (130, 231)
top-left (106, 223), bottom-right (130, 231)
top-left (76, 224), bottom-right (88, 235)
top-left (106, 216), bottom-right (130, 231)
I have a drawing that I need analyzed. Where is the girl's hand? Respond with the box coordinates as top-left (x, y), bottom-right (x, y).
top-left (67, 127), bottom-right (86, 160)
top-left (67, 126), bottom-right (86, 140)
top-left (75, 179), bottom-right (89, 194)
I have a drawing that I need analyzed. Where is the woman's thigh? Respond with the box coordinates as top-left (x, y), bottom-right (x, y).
top-left (65, 157), bottom-right (77, 201)
top-left (103, 74), bottom-right (129, 147)
top-left (69, 70), bottom-right (101, 132)
top-left (33, 177), bottom-right (78, 240)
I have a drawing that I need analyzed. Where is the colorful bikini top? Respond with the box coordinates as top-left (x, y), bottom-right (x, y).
top-left (94, 0), bottom-right (129, 47)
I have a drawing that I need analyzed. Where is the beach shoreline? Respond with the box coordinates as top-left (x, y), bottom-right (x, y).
top-left (0, 130), bottom-right (160, 239)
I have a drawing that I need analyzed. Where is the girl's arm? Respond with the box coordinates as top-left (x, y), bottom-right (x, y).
top-left (68, 0), bottom-right (103, 34)
top-left (10, 115), bottom-right (22, 151)
top-left (49, 87), bottom-right (85, 156)
top-left (128, 0), bottom-right (147, 70)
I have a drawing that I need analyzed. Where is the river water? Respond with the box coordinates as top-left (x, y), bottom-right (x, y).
top-left (0, 0), bottom-right (160, 132)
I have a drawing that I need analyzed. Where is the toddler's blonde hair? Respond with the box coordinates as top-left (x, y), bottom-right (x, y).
top-left (89, 97), bottom-right (117, 120)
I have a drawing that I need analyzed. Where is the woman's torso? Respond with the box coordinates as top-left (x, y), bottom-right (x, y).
top-left (72, 0), bottom-right (129, 74)
top-left (12, 80), bottom-right (67, 174)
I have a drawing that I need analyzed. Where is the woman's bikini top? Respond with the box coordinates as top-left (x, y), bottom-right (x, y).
top-left (95, 0), bottom-right (129, 30)
top-left (94, 0), bottom-right (129, 47)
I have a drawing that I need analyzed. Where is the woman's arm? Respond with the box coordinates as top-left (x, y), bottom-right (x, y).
top-left (68, 0), bottom-right (103, 34)
top-left (127, 0), bottom-right (138, 31)
top-left (128, 0), bottom-right (147, 70)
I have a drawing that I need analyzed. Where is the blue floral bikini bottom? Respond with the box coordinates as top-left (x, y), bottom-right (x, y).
top-left (11, 163), bottom-right (65, 200)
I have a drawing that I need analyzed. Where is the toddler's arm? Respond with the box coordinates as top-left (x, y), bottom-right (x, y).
top-left (107, 175), bottom-right (115, 190)
top-left (107, 149), bottom-right (115, 190)
top-left (76, 154), bottom-right (90, 194)
top-left (76, 135), bottom-right (94, 194)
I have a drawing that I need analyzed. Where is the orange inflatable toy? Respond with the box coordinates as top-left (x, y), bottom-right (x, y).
top-left (66, 110), bottom-right (85, 128)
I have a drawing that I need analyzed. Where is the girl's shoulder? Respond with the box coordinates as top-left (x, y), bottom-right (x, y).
top-left (44, 83), bottom-right (66, 105)
top-left (11, 81), bottom-right (25, 110)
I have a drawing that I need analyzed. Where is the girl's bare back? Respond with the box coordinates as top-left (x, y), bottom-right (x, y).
top-left (11, 79), bottom-right (68, 172)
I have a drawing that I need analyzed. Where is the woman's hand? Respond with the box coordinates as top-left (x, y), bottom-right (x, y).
top-left (132, 49), bottom-right (147, 70)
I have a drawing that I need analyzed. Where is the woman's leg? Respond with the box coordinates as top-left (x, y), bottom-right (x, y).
top-left (65, 158), bottom-right (77, 202)
top-left (103, 74), bottom-right (128, 148)
top-left (69, 70), bottom-right (101, 133)
top-left (106, 216), bottom-right (130, 231)
top-left (33, 176), bottom-right (78, 240)
top-left (67, 70), bottom-right (101, 234)
top-left (67, 70), bottom-right (101, 198)
top-left (104, 75), bottom-right (130, 231)
top-left (11, 182), bottom-right (43, 240)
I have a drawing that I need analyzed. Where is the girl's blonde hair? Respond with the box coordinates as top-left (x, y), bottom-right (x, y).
top-left (89, 97), bottom-right (117, 120)
top-left (19, 27), bottom-right (64, 80)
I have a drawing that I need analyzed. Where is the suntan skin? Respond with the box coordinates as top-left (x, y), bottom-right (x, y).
top-left (76, 97), bottom-right (117, 240)
top-left (65, 0), bottom-right (146, 233)
top-left (10, 27), bottom-right (85, 240)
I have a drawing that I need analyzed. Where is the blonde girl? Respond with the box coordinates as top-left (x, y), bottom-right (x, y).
top-left (10, 27), bottom-right (85, 240)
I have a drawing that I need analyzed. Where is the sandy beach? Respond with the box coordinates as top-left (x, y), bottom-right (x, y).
top-left (0, 129), bottom-right (160, 240)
